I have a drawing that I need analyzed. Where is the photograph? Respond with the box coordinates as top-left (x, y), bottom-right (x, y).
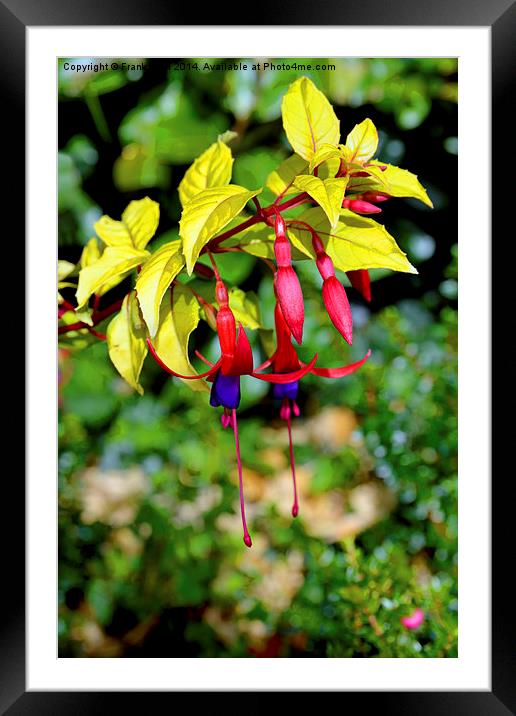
top-left (56, 57), bottom-right (459, 660)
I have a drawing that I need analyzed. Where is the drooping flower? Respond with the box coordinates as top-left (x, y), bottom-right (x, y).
top-left (147, 276), bottom-right (316, 548)
top-left (254, 300), bottom-right (371, 517)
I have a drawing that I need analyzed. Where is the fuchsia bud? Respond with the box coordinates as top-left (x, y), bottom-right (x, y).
top-left (342, 199), bottom-right (382, 214)
top-left (312, 233), bottom-right (353, 345)
top-left (360, 191), bottom-right (390, 203)
top-left (322, 278), bottom-right (353, 345)
top-left (347, 269), bottom-right (372, 302)
top-left (274, 212), bottom-right (304, 345)
top-left (400, 608), bottom-right (425, 630)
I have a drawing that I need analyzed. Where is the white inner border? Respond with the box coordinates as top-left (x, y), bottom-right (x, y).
top-left (27, 27), bottom-right (490, 691)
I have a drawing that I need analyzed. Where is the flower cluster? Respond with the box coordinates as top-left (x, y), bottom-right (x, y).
top-left (59, 76), bottom-right (431, 547)
top-left (147, 236), bottom-right (370, 546)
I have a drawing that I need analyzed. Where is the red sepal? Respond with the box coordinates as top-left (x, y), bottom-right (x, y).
top-left (224, 324), bottom-right (254, 376)
top-left (253, 354), bottom-right (318, 384)
top-left (347, 269), bottom-right (371, 302)
top-left (307, 349), bottom-right (371, 378)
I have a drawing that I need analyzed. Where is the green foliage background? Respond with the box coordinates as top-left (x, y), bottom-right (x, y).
top-left (58, 58), bottom-right (458, 657)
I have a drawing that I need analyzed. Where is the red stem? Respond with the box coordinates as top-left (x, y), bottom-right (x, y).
top-left (58, 298), bottom-right (124, 335)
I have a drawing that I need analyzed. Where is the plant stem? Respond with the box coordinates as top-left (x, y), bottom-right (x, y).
top-left (207, 191), bottom-right (311, 252)
top-left (84, 92), bottom-right (112, 142)
top-left (58, 298), bottom-right (123, 335)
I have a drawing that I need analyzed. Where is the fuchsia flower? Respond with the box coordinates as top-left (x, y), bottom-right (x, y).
top-left (254, 300), bottom-right (371, 518)
top-left (147, 219), bottom-right (372, 548)
top-left (400, 607), bottom-right (425, 630)
top-left (147, 275), bottom-right (317, 548)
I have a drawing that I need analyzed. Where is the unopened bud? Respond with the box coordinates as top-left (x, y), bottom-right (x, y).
top-left (322, 276), bottom-right (353, 345)
top-left (275, 266), bottom-right (304, 345)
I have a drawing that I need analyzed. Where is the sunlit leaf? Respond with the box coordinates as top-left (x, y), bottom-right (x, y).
top-left (76, 245), bottom-right (149, 308)
top-left (350, 161), bottom-right (433, 207)
top-left (308, 143), bottom-right (343, 174)
top-left (106, 291), bottom-right (147, 395)
top-left (226, 287), bottom-right (262, 330)
top-left (58, 260), bottom-right (76, 282)
top-left (289, 207), bottom-right (417, 274)
top-left (153, 284), bottom-right (208, 392)
top-left (281, 77), bottom-right (340, 161)
top-left (179, 185), bottom-right (261, 274)
top-left (266, 154), bottom-right (309, 196)
top-left (178, 140), bottom-right (234, 207)
top-left (135, 240), bottom-right (185, 337)
top-left (95, 197), bottom-right (160, 249)
top-left (80, 238), bottom-right (102, 268)
top-left (344, 118), bottom-right (378, 164)
top-left (293, 175), bottom-right (348, 229)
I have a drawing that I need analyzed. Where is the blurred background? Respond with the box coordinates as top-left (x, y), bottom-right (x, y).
top-left (58, 58), bottom-right (458, 658)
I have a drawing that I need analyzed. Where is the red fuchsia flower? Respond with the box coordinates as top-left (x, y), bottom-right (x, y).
top-left (311, 231), bottom-right (353, 345)
top-left (346, 269), bottom-right (372, 303)
top-left (273, 211), bottom-right (304, 345)
top-left (400, 607), bottom-right (425, 630)
top-left (254, 300), bottom-right (371, 517)
top-left (147, 276), bottom-right (317, 548)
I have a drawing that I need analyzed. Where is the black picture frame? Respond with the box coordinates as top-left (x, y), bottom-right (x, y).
top-left (6, 0), bottom-right (513, 711)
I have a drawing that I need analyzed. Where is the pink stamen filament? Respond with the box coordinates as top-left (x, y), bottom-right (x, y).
top-left (286, 409), bottom-right (299, 518)
top-left (232, 409), bottom-right (252, 547)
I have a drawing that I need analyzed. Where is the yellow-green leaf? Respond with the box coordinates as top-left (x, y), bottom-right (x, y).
top-left (179, 185), bottom-right (261, 274)
top-left (76, 245), bottom-right (149, 308)
top-left (293, 175), bottom-right (348, 229)
top-left (365, 161), bottom-right (433, 207)
top-left (74, 307), bottom-right (94, 326)
top-left (228, 223), bottom-right (308, 261)
top-left (178, 140), bottom-right (234, 207)
top-left (107, 291), bottom-right (148, 395)
top-left (344, 118), bottom-right (378, 165)
top-left (95, 197), bottom-right (160, 249)
top-left (80, 237), bottom-right (102, 268)
top-left (281, 77), bottom-right (340, 161)
top-left (135, 240), bottom-right (184, 338)
top-left (308, 143), bottom-right (342, 173)
top-left (226, 287), bottom-right (262, 330)
top-left (289, 207), bottom-right (417, 274)
top-left (153, 284), bottom-right (208, 393)
top-left (58, 260), bottom-right (76, 282)
top-left (266, 154), bottom-right (309, 197)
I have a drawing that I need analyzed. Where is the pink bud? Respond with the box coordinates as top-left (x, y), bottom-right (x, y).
top-left (345, 199), bottom-right (382, 215)
top-left (322, 276), bottom-right (353, 345)
top-left (400, 608), bottom-right (425, 630)
top-left (275, 266), bottom-right (304, 345)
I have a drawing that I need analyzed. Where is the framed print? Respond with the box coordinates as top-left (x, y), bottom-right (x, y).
top-left (3, 0), bottom-right (513, 711)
